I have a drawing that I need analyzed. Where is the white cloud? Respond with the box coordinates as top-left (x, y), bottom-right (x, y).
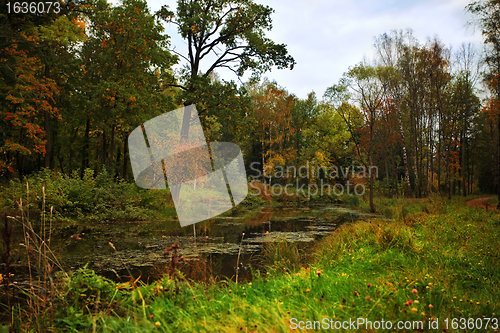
top-left (111, 0), bottom-right (484, 99)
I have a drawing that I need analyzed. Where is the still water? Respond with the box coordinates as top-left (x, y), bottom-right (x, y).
top-left (8, 204), bottom-right (377, 284)
top-left (67, 204), bottom-right (379, 282)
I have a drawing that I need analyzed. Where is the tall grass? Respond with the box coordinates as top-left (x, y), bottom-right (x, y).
top-left (0, 183), bottom-right (152, 332)
top-left (262, 238), bottom-right (301, 275)
top-left (0, 183), bottom-right (69, 331)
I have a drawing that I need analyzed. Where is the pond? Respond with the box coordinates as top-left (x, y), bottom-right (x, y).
top-left (6, 204), bottom-right (379, 284)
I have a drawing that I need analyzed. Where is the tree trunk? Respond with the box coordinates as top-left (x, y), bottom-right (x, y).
top-left (109, 124), bottom-right (115, 171)
top-left (413, 135), bottom-right (419, 197)
top-left (368, 118), bottom-right (375, 213)
top-left (384, 148), bottom-right (392, 198)
top-left (427, 112), bottom-right (433, 194)
top-left (461, 132), bottom-right (466, 197)
top-left (429, 139), bottom-right (434, 192)
top-left (445, 148), bottom-right (451, 199)
top-left (397, 110), bottom-right (413, 198)
top-left (44, 109), bottom-right (51, 169)
top-left (122, 138), bottom-right (128, 180)
top-left (16, 128), bottom-right (26, 180)
top-left (44, 64), bottom-right (52, 169)
top-left (497, 64), bottom-right (500, 208)
top-left (437, 116), bottom-right (443, 195)
top-left (115, 139), bottom-right (121, 179)
top-left (16, 151), bottom-right (24, 181)
top-left (57, 146), bottom-right (64, 174)
top-left (468, 139), bottom-right (473, 195)
top-left (497, 114), bottom-right (500, 208)
top-left (262, 140), bottom-right (265, 182)
top-left (69, 127), bottom-right (79, 174)
top-left (369, 153), bottom-right (375, 213)
top-left (102, 129), bottom-right (107, 169)
top-left (81, 117), bottom-right (90, 178)
top-left (391, 145), bottom-right (398, 197)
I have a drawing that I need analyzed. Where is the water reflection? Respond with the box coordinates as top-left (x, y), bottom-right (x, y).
top-left (9, 204), bottom-right (372, 284)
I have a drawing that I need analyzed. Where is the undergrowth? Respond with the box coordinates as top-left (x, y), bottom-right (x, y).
top-left (0, 168), bottom-right (174, 222)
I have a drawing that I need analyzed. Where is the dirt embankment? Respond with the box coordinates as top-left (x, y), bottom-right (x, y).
top-left (465, 197), bottom-right (494, 209)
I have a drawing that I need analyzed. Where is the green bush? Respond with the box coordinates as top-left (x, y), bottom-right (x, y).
top-left (54, 266), bottom-right (123, 330)
top-left (348, 195), bottom-right (360, 208)
top-left (62, 266), bottom-right (120, 312)
top-left (0, 168), bottom-right (172, 221)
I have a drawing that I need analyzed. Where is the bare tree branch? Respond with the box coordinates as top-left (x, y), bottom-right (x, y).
top-left (204, 45), bottom-right (247, 75)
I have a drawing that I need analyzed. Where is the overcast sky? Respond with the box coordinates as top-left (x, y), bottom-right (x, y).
top-left (113, 0), bottom-right (485, 99)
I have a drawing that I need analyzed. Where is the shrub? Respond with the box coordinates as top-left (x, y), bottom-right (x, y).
top-left (0, 168), bottom-right (172, 221)
top-left (53, 266), bottom-right (122, 330)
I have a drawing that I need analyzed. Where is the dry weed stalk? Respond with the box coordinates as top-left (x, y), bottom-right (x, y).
top-left (163, 243), bottom-right (187, 295)
top-left (7, 183), bottom-right (68, 329)
top-left (163, 243), bottom-right (185, 277)
top-left (235, 232), bottom-right (245, 284)
top-left (1, 213), bottom-right (13, 325)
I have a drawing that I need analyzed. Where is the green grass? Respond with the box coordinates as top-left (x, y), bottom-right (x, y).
top-left (485, 196), bottom-right (499, 206)
top-left (6, 196), bottom-right (500, 332)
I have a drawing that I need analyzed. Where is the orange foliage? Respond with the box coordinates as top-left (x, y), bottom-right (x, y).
top-left (74, 17), bottom-right (86, 31)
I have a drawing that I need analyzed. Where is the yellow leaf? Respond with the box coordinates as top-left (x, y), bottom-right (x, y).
top-left (116, 282), bottom-right (132, 290)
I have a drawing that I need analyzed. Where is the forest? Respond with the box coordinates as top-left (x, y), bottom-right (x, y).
top-left (1, 0), bottom-right (500, 332)
top-left (1, 0), bottom-right (498, 205)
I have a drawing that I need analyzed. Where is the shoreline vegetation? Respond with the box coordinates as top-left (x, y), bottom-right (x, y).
top-left (1, 171), bottom-right (499, 332)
